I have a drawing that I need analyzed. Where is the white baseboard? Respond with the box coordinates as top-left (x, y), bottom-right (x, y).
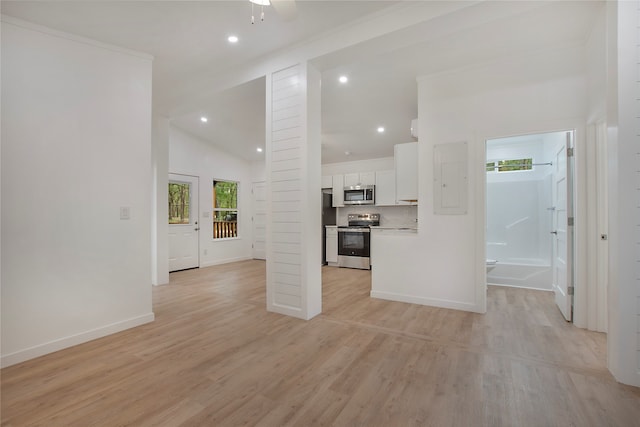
top-left (200, 256), bottom-right (251, 268)
top-left (370, 290), bottom-right (483, 313)
top-left (1, 312), bottom-right (155, 368)
top-left (616, 371), bottom-right (640, 388)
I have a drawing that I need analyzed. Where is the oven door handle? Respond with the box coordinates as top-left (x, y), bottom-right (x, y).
top-left (337, 228), bottom-right (370, 233)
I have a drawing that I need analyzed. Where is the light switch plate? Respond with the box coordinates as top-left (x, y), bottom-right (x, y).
top-left (120, 207), bottom-right (131, 220)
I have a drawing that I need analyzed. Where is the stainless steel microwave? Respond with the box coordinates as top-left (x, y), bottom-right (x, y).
top-left (343, 185), bottom-right (375, 205)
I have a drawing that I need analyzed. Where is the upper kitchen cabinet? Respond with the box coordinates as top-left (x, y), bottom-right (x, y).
top-left (332, 174), bottom-right (344, 207)
top-left (375, 169), bottom-right (396, 206)
top-left (395, 142), bottom-right (418, 203)
top-left (321, 175), bottom-right (333, 189)
top-left (344, 171), bottom-right (375, 187)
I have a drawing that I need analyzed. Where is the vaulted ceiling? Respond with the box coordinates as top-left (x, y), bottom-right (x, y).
top-left (2, 1), bottom-right (602, 164)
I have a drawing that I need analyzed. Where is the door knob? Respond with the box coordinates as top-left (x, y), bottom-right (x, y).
top-left (550, 231), bottom-right (557, 235)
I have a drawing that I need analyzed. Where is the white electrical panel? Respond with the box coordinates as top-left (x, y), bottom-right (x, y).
top-left (433, 142), bottom-right (468, 215)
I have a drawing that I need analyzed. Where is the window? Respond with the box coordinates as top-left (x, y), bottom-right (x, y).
top-left (486, 158), bottom-right (533, 173)
top-left (168, 182), bottom-right (190, 224)
top-left (213, 180), bottom-right (238, 239)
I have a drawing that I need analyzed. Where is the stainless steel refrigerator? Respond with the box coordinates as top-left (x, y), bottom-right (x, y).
top-left (322, 189), bottom-right (336, 265)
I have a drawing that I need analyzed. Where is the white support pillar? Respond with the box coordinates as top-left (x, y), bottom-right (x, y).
top-left (265, 62), bottom-right (322, 320)
top-left (606, 0), bottom-right (640, 387)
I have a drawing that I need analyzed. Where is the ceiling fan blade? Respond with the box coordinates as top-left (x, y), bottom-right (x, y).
top-left (271, 0), bottom-right (298, 21)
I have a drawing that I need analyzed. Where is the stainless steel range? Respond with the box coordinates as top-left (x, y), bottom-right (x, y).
top-left (337, 213), bottom-right (380, 270)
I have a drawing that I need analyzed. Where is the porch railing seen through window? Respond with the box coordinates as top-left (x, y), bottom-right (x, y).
top-left (213, 220), bottom-right (237, 239)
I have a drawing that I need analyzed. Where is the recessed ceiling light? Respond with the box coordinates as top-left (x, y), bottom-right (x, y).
top-left (250, 0), bottom-right (270, 5)
top-left (256, 147), bottom-right (263, 153)
top-left (339, 75), bottom-right (348, 84)
top-left (345, 151), bottom-right (351, 156)
top-left (200, 117), bottom-right (208, 123)
top-left (228, 35), bottom-right (239, 43)
top-left (377, 126), bottom-right (385, 133)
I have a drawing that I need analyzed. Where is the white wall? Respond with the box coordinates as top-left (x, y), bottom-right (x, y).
top-left (586, 4), bottom-right (608, 124)
top-left (169, 126), bottom-right (253, 267)
top-left (152, 115), bottom-right (170, 286)
top-left (322, 157), bottom-right (394, 176)
top-left (575, 1), bottom-right (608, 334)
top-left (252, 160), bottom-right (266, 183)
top-left (424, 44), bottom-right (586, 310)
top-left (1, 18), bottom-right (154, 367)
top-left (371, 44), bottom-right (587, 313)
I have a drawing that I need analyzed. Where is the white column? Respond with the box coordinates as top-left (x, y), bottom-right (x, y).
top-left (265, 63), bottom-right (322, 320)
top-left (606, 0), bottom-right (640, 387)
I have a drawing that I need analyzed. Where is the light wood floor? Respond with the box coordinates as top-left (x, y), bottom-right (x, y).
top-left (2, 260), bottom-right (639, 426)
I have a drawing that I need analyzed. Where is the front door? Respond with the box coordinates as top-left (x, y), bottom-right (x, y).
top-left (551, 132), bottom-right (573, 321)
top-left (168, 174), bottom-right (199, 272)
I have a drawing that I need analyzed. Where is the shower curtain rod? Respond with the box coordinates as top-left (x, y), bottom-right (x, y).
top-left (487, 161), bottom-right (553, 169)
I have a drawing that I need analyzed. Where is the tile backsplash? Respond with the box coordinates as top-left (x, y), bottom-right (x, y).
top-left (337, 205), bottom-right (417, 227)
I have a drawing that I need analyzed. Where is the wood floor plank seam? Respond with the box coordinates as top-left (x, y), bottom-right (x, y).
top-left (316, 315), bottom-right (614, 382)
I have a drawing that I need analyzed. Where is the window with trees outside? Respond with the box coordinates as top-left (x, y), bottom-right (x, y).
top-left (486, 158), bottom-right (533, 172)
top-left (213, 180), bottom-right (238, 239)
top-left (168, 182), bottom-right (190, 224)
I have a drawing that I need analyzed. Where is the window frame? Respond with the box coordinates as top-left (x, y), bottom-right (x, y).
top-left (168, 181), bottom-right (192, 225)
top-left (212, 179), bottom-right (239, 240)
top-left (486, 157), bottom-right (534, 173)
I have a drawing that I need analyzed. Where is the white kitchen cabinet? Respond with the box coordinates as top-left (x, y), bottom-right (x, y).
top-left (375, 169), bottom-right (397, 206)
top-left (332, 174), bottom-right (344, 207)
top-left (321, 175), bottom-right (333, 189)
top-left (360, 172), bottom-right (376, 185)
top-left (395, 142), bottom-right (418, 203)
top-left (344, 173), bottom-right (359, 187)
top-left (326, 226), bottom-right (338, 264)
top-left (344, 171), bottom-right (375, 187)
top-left (360, 171), bottom-right (375, 185)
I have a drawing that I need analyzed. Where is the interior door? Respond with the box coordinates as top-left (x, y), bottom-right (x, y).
top-left (168, 174), bottom-right (199, 272)
top-left (551, 132), bottom-right (573, 321)
top-left (252, 182), bottom-right (266, 260)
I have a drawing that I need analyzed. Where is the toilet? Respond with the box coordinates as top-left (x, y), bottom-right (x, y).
top-left (486, 259), bottom-right (497, 273)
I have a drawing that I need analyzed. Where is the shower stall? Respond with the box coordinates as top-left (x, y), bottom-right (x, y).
top-left (485, 131), bottom-right (567, 291)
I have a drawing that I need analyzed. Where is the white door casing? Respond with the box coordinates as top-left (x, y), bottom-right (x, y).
top-left (595, 121), bottom-right (608, 331)
top-left (252, 182), bottom-right (266, 260)
top-left (168, 174), bottom-right (199, 272)
top-left (551, 132), bottom-right (573, 321)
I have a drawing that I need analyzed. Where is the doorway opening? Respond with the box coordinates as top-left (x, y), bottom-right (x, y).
top-left (485, 130), bottom-right (575, 321)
